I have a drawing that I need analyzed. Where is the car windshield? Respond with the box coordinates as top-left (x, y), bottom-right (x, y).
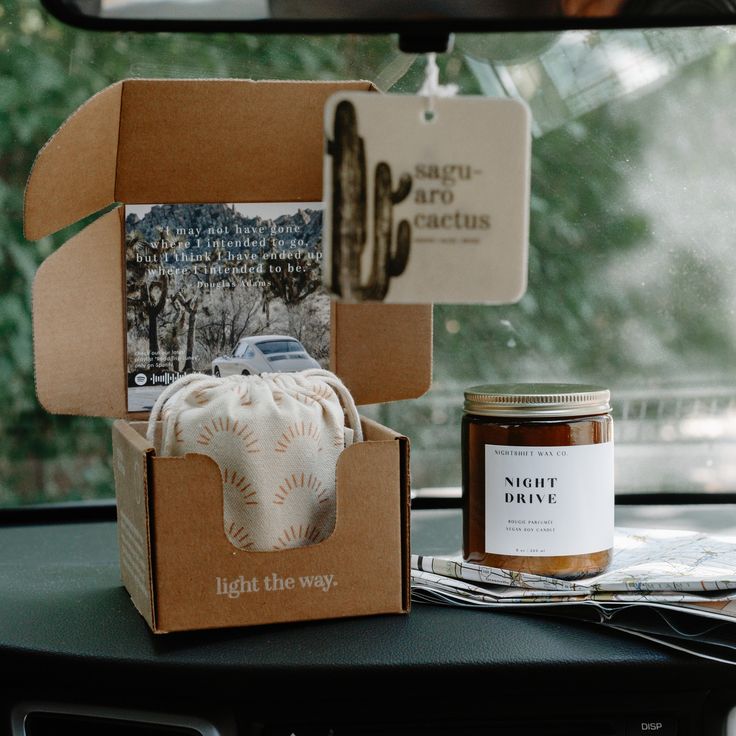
top-left (3, 3), bottom-right (736, 505)
top-left (256, 340), bottom-right (304, 355)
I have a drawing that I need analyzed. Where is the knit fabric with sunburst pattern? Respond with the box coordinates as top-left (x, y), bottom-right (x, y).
top-left (147, 369), bottom-right (362, 552)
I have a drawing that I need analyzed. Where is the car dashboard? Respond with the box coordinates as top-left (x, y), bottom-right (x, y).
top-left (2, 502), bottom-right (736, 736)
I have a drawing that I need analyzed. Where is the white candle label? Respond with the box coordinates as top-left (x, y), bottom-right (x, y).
top-left (484, 443), bottom-right (614, 557)
top-left (323, 92), bottom-right (530, 304)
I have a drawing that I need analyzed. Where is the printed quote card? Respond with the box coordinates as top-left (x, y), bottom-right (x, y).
top-left (125, 203), bottom-right (328, 412)
top-left (323, 93), bottom-right (531, 304)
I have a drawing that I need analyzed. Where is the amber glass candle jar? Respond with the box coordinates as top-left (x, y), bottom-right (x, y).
top-left (462, 383), bottom-right (614, 579)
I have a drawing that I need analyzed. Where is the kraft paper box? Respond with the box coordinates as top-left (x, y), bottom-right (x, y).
top-left (110, 417), bottom-right (409, 632)
top-left (25, 78), bottom-right (430, 633)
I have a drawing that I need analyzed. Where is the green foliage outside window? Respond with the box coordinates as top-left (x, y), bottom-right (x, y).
top-left (3, 0), bottom-right (736, 501)
top-left (0, 0), bottom-right (400, 504)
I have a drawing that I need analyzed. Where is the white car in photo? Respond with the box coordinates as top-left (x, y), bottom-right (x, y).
top-left (211, 335), bottom-right (321, 377)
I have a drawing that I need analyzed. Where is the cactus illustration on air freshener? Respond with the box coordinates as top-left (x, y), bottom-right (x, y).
top-left (328, 99), bottom-right (412, 301)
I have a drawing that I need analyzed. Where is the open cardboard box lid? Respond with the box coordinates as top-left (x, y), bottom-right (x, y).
top-left (25, 79), bottom-right (433, 418)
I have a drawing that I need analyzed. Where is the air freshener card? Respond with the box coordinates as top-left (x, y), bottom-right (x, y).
top-left (323, 93), bottom-right (531, 304)
top-left (125, 203), bottom-right (329, 412)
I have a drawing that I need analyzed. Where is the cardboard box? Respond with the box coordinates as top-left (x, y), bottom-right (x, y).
top-left (26, 79), bottom-right (433, 417)
top-left (113, 418), bottom-right (409, 633)
top-left (26, 79), bottom-right (432, 632)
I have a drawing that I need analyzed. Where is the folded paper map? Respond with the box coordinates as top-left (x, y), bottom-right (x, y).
top-left (411, 528), bottom-right (736, 665)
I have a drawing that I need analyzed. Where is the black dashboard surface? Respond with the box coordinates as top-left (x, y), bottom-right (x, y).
top-left (2, 505), bottom-right (736, 735)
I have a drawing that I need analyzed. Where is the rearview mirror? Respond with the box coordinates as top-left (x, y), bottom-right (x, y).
top-left (42, 0), bottom-right (736, 34)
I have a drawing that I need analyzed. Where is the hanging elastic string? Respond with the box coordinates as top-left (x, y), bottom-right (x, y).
top-left (417, 52), bottom-right (458, 121)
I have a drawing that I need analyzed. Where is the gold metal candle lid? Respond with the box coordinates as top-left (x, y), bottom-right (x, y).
top-left (463, 383), bottom-right (611, 418)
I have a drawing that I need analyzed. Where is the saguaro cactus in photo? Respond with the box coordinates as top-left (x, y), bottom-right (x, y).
top-left (328, 99), bottom-right (412, 301)
top-left (174, 290), bottom-right (200, 373)
top-left (143, 278), bottom-right (168, 367)
top-left (126, 234), bottom-right (169, 367)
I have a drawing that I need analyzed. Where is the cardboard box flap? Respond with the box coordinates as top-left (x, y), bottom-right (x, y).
top-left (115, 79), bottom-right (376, 205)
top-left (33, 209), bottom-right (432, 416)
top-left (335, 304), bottom-right (432, 407)
top-left (25, 82), bottom-right (122, 241)
top-left (25, 79), bottom-right (375, 240)
top-left (33, 208), bottom-right (126, 417)
top-left (28, 79), bottom-right (432, 417)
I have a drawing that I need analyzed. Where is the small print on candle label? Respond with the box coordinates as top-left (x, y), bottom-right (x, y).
top-left (323, 93), bottom-right (531, 304)
top-left (484, 443), bottom-right (614, 557)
